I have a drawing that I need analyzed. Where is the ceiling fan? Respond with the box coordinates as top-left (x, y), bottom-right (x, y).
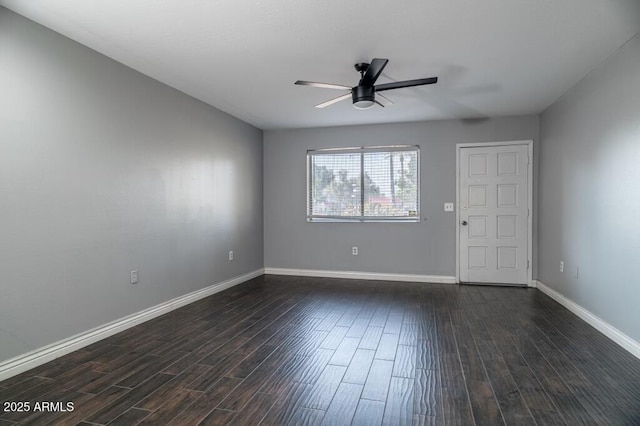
top-left (295, 58), bottom-right (438, 110)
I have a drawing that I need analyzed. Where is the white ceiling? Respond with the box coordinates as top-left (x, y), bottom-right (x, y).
top-left (1, 0), bottom-right (639, 130)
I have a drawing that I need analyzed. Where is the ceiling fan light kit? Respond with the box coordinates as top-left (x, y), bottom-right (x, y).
top-left (352, 85), bottom-right (375, 109)
top-left (295, 58), bottom-right (438, 110)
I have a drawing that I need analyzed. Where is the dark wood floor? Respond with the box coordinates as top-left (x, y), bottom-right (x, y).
top-left (1, 275), bottom-right (640, 425)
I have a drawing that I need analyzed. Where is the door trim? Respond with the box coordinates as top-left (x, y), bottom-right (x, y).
top-left (455, 140), bottom-right (533, 286)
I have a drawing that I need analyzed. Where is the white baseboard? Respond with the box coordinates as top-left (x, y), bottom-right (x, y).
top-left (264, 267), bottom-right (456, 284)
top-left (0, 268), bottom-right (264, 382)
top-left (535, 280), bottom-right (640, 360)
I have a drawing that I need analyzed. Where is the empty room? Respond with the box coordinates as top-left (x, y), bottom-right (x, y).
top-left (1, 0), bottom-right (639, 425)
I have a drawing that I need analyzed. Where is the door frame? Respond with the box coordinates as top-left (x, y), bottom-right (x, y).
top-left (455, 140), bottom-right (534, 286)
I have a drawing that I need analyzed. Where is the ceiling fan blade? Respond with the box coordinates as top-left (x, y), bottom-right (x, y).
top-left (360, 58), bottom-right (389, 87)
top-left (295, 80), bottom-right (352, 90)
top-left (375, 77), bottom-right (438, 92)
top-left (376, 93), bottom-right (394, 107)
top-left (315, 93), bottom-right (352, 108)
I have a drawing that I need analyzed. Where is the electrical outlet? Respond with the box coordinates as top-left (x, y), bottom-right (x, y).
top-left (352, 246), bottom-right (358, 256)
top-left (560, 261), bottom-right (564, 273)
top-left (229, 251), bottom-right (234, 261)
top-left (130, 270), bottom-right (138, 284)
top-left (444, 202), bottom-right (454, 212)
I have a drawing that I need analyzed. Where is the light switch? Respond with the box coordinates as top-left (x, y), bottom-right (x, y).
top-left (444, 203), bottom-right (454, 212)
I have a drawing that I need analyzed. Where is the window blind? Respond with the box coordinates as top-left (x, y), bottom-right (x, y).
top-left (307, 146), bottom-right (419, 221)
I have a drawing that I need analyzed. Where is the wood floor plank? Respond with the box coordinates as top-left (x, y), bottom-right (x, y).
top-left (167, 376), bottom-right (242, 425)
top-left (487, 320), bottom-right (568, 425)
top-left (420, 315), bottom-right (437, 342)
top-left (135, 364), bottom-right (209, 410)
top-left (2, 378), bottom-right (60, 407)
top-left (440, 352), bottom-right (466, 391)
top-left (362, 359), bottom-right (394, 401)
top-left (369, 308), bottom-right (390, 328)
top-left (465, 380), bottom-right (505, 426)
top-left (328, 337), bottom-right (360, 366)
top-left (2, 275), bottom-right (640, 425)
top-left (292, 348), bottom-right (335, 384)
top-left (413, 414), bottom-right (444, 426)
top-left (358, 326), bottom-right (384, 350)
top-left (442, 387), bottom-right (475, 426)
top-left (0, 369), bottom-right (40, 391)
top-left (399, 323), bottom-right (419, 346)
top-left (287, 407), bottom-right (325, 426)
top-left (80, 353), bottom-right (166, 394)
top-left (382, 376), bottom-right (414, 425)
top-left (320, 382), bottom-right (362, 425)
top-left (402, 307), bottom-right (421, 325)
top-left (229, 391), bottom-right (277, 425)
top-left (192, 317), bottom-right (294, 382)
top-left (115, 350), bottom-right (188, 388)
top-left (343, 349), bottom-right (376, 385)
top-left (217, 368), bottom-right (275, 412)
top-left (315, 310), bottom-right (347, 332)
top-left (392, 344), bottom-right (416, 378)
top-left (374, 333), bottom-right (399, 361)
top-left (226, 341), bottom-right (280, 379)
top-left (301, 365), bottom-right (347, 410)
top-left (141, 389), bottom-right (202, 425)
top-left (33, 349), bottom-right (101, 378)
top-left (336, 307), bottom-right (362, 328)
top-left (319, 326), bottom-right (349, 350)
top-left (383, 314), bottom-right (403, 334)
top-left (414, 368), bottom-right (441, 418)
top-left (55, 367), bottom-right (106, 392)
top-left (351, 399), bottom-right (386, 426)
top-left (346, 317), bottom-right (371, 338)
top-left (435, 312), bottom-right (457, 355)
top-left (260, 382), bottom-right (312, 426)
top-left (470, 320), bottom-right (535, 425)
top-left (455, 322), bottom-right (488, 383)
top-left (49, 385), bottom-right (130, 425)
top-left (85, 373), bottom-right (175, 424)
top-left (107, 407), bottom-right (152, 425)
top-left (291, 330), bottom-right (330, 357)
top-left (0, 377), bottom-right (52, 402)
top-left (258, 355), bottom-right (309, 395)
top-left (199, 408), bottom-right (237, 426)
top-left (197, 322), bottom-right (280, 368)
top-left (92, 340), bottom-right (166, 373)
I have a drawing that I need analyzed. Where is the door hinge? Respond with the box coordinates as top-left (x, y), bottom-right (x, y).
top-left (527, 260), bottom-right (530, 269)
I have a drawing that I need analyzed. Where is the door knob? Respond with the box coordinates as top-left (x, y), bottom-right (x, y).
top-left (461, 221), bottom-right (468, 226)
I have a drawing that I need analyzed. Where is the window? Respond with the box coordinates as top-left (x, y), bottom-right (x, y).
top-left (307, 146), bottom-right (419, 222)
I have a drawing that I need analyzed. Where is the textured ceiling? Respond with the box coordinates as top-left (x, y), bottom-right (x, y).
top-left (1, 0), bottom-right (639, 130)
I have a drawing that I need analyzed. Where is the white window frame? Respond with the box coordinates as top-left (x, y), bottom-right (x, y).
top-left (307, 145), bottom-right (420, 222)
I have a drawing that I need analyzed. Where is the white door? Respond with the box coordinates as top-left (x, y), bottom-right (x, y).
top-left (459, 144), bottom-right (530, 285)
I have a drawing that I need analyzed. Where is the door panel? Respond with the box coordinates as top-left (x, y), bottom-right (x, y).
top-left (459, 144), bottom-right (529, 285)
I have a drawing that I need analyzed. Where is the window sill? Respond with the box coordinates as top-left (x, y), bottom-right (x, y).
top-left (307, 218), bottom-right (421, 223)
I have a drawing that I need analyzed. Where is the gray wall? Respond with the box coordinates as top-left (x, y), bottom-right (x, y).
top-left (539, 34), bottom-right (640, 341)
top-left (264, 116), bottom-right (539, 276)
top-left (0, 8), bottom-right (263, 362)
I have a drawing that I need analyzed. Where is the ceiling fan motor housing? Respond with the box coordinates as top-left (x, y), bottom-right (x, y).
top-left (352, 85), bottom-right (375, 109)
